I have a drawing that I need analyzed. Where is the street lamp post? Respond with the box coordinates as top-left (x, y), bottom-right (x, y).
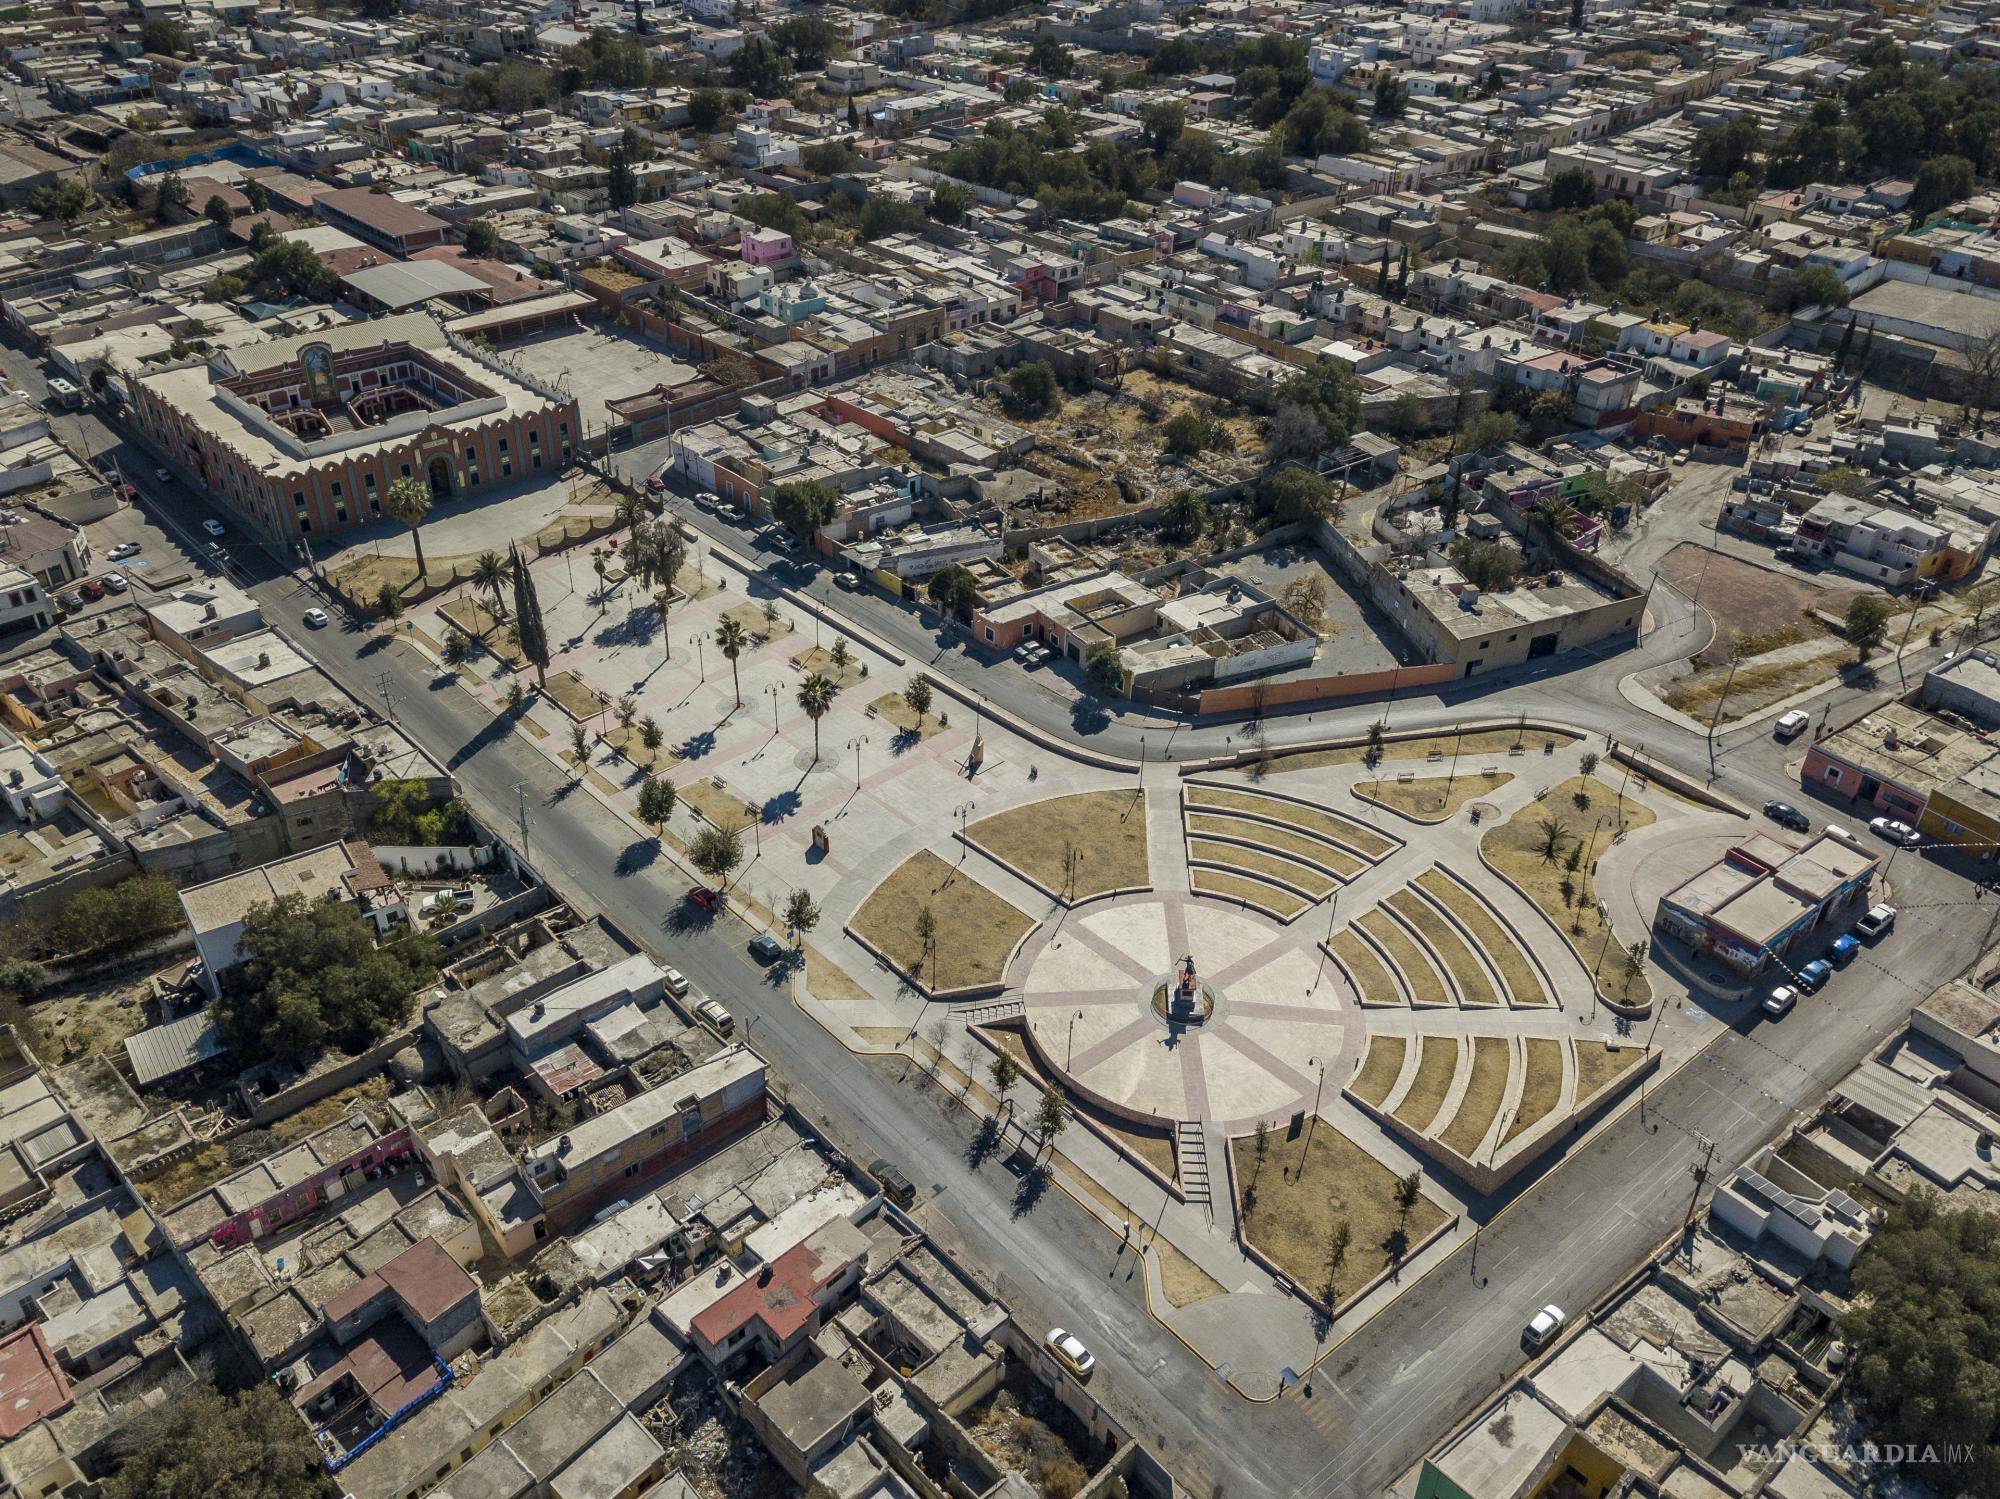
top-left (766, 682), bottom-right (780, 738)
top-left (1067, 1009), bottom-right (1082, 1069)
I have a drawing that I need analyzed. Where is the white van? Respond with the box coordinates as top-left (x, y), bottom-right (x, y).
top-left (1774, 709), bottom-right (1810, 742)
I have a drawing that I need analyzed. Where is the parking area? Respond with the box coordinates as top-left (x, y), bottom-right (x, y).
top-left (59, 493), bottom-right (211, 618)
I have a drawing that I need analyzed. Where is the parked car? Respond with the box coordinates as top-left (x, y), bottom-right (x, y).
top-left (105, 541), bottom-right (141, 561)
top-left (1523, 1305), bottom-right (1568, 1350)
top-left (748, 932), bottom-right (786, 964)
top-left (1868, 816), bottom-right (1920, 847)
top-left (76, 579), bottom-right (104, 602)
top-left (202, 518), bottom-right (226, 537)
top-left (685, 885), bottom-right (722, 913)
top-left (1829, 934), bottom-right (1861, 967)
top-left (1045, 1328), bottom-right (1095, 1380)
top-left (1854, 904), bottom-right (1897, 940)
top-left (645, 470), bottom-right (668, 493)
top-left (1795, 959), bottom-right (1834, 993)
top-left (1763, 985), bottom-right (1798, 1018)
top-left (100, 572), bottom-right (127, 593)
top-left (1763, 800), bottom-right (1810, 832)
top-left (869, 1157), bottom-right (916, 1208)
top-left (302, 607), bottom-right (329, 628)
top-left (153, 467), bottom-right (173, 483)
top-left (1773, 710), bottom-right (1810, 742)
top-left (834, 570), bottom-right (861, 591)
top-left (695, 997), bottom-right (734, 1035)
top-left (663, 967), bottom-right (690, 999)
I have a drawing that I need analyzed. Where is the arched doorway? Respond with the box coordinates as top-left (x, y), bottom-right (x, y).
top-left (426, 456), bottom-right (454, 499)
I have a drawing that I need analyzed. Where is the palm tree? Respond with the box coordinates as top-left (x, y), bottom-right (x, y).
top-left (615, 490), bottom-right (646, 538)
top-left (1533, 815), bottom-right (1570, 867)
top-left (655, 588), bottom-right (673, 661)
top-left (1531, 494), bottom-right (1579, 541)
top-left (471, 550), bottom-right (507, 622)
top-left (383, 476), bottom-right (433, 581)
top-left (716, 616), bottom-right (748, 708)
top-left (797, 672), bottom-right (834, 763)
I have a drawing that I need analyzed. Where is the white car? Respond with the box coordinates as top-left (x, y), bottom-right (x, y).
top-left (105, 541), bottom-right (141, 561)
top-left (153, 467), bottom-right (172, 483)
top-left (1854, 904), bottom-right (1897, 941)
top-left (100, 572), bottom-right (127, 593)
top-left (1762, 985), bottom-right (1798, 1018)
top-left (1868, 816), bottom-right (1920, 847)
top-left (202, 518), bottom-right (226, 537)
top-left (1045, 1327), bottom-right (1095, 1380)
top-left (302, 607), bottom-right (329, 629)
top-left (1523, 1305), bottom-right (1567, 1350)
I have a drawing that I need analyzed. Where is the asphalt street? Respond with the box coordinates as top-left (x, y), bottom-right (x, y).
top-left (23, 350), bottom-right (1994, 1499)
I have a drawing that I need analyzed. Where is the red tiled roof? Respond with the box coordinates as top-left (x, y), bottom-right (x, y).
top-left (690, 1240), bottom-right (843, 1349)
top-left (324, 1236), bottom-right (475, 1331)
top-left (0, 1324), bottom-right (71, 1439)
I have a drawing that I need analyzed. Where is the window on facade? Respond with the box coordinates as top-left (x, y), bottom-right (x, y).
top-left (330, 481), bottom-right (342, 499)
top-left (501, 459), bottom-right (512, 478)
top-left (558, 421), bottom-right (569, 437)
top-left (364, 472), bottom-right (377, 490)
top-left (298, 516), bottom-right (312, 533)
top-left (498, 437), bottom-right (509, 453)
top-left (400, 463), bottom-right (412, 478)
top-left (335, 507), bottom-right (347, 524)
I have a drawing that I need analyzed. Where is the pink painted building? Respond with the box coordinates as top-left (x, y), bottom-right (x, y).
top-left (741, 228), bottom-right (794, 266)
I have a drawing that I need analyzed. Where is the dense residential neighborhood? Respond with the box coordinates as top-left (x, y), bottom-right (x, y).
top-left (1, 2), bottom-right (2000, 1499)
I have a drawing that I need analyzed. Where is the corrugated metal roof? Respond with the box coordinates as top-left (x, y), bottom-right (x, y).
top-left (124, 1010), bottom-right (224, 1087)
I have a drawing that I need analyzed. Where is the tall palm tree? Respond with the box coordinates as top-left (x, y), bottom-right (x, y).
top-left (716, 616), bottom-right (748, 708)
top-left (471, 550), bottom-right (507, 623)
top-left (797, 672), bottom-right (834, 763)
top-left (655, 588), bottom-right (673, 661)
top-left (1531, 494), bottom-right (1578, 541)
top-left (615, 490), bottom-right (646, 539)
top-left (383, 476), bottom-right (433, 581)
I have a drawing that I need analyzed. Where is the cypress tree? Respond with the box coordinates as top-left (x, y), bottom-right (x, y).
top-left (510, 543), bottom-right (549, 688)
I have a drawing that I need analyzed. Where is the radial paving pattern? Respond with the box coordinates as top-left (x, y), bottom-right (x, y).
top-left (1016, 892), bottom-right (1365, 1128)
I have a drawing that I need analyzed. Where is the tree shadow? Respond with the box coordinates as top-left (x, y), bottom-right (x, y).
top-left (965, 1116), bottom-right (1002, 1171)
top-left (545, 778), bottom-right (580, 804)
top-left (446, 706), bottom-right (527, 770)
top-left (889, 727), bottom-right (920, 756)
top-left (1010, 1159), bottom-right (1050, 1219)
top-left (679, 730), bottom-right (715, 760)
top-left (663, 903), bottom-right (714, 936)
top-left (1071, 700), bottom-right (1110, 736)
top-left (614, 839), bottom-right (661, 877)
top-left (1380, 1226), bottom-right (1410, 1267)
top-left (763, 789), bottom-right (801, 823)
top-left (592, 611), bottom-right (657, 650)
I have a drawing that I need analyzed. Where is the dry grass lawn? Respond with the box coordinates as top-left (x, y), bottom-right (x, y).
top-left (790, 645), bottom-right (868, 689)
top-left (1263, 727), bottom-right (1577, 772)
top-left (1356, 770), bottom-right (1512, 823)
top-left (1187, 839), bottom-right (1337, 898)
top-left (806, 946), bottom-right (872, 1002)
top-left (1331, 927), bottom-right (1404, 1005)
top-left (543, 670), bottom-right (605, 721)
top-left (1349, 1035), bottom-right (1408, 1107)
top-left (1387, 891), bottom-right (1498, 1007)
top-left (604, 724), bottom-right (671, 770)
top-left (1416, 870), bottom-right (1546, 1006)
top-left (851, 850), bottom-right (1035, 993)
top-left (722, 600), bottom-right (792, 640)
top-left (1359, 910), bottom-right (1451, 1007)
top-left (1190, 867), bottom-right (1307, 918)
top-left (680, 778), bottom-right (759, 834)
top-left (1574, 1041), bottom-right (1644, 1104)
top-left (1186, 785), bottom-right (1395, 860)
top-left (1481, 776), bottom-right (1655, 1007)
top-left (440, 596), bottom-right (529, 668)
top-left (133, 1144), bottom-right (230, 1209)
top-left (1184, 811), bottom-right (1364, 877)
top-left (1393, 1036), bottom-right (1460, 1132)
top-left (967, 791), bottom-right (1149, 901)
top-left (1439, 1037), bottom-right (1510, 1158)
top-left (1502, 1037), bottom-right (1565, 1146)
top-left (869, 692), bottom-right (946, 740)
top-left (1234, 1126), bottom-right (1446, 1296)
top-left (1154, 1238), bottom-right (1226, 1309)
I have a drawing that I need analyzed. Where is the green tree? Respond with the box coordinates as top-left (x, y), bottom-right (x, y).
top-left (637, 775), bottom-right (676, 838)
top-left (1028, 34), bottom-right (1072, 79)
top-left (927, 180), bottom-right (971, 224)
top-left (1033, 1087), bottom-right (1067, 1154)
top-left (365, 780), bottom-right (474, 844)
top-left (1274, 360), bottom-right (1361, 448)
top-left (691, 824), bottom-right (744, 887)
top-left (140, 18), bottom-right (189, 55)
top-left (1373, 73), bottom-right (1408, 120)
top-left (376, 584), bottom-right (403, 622)
top-left (55, 875), bottom-right (180, 958)
top-left (151, 170), bottom-right (188, 223)
top-left (510, 543), bottom-right (550, 689)
top-left (461, 61), bottom-right (555, 112)
top-left (1161, 489), bottom-right (1207, 541)
top-left (1323, 1219), bottom-right (1351, 1308)
top-left (1161, 409), bottom-right (1216, 458)
top-left (1004, 359), bottom-right (1060, 415)
top-left (1449, 537), bottom-right (1524, 592)
top-left (1546, 167), bottom-right (1596, 210)
top-left (26, 179), bottom-right (91, 222)
top-left (771, 480), bottom-right (839, 546)
top-left (102, 1382), bottom-right (328, 1499)
top-left (686, 87), bottom-right (727, 132)
top-left (1083, 640), bottom-right (1124, 694)
top-left (784, 888), bottom-right (820, 947)
top-left (1458, 408), bottom-right (1519, 453)
top-left (1911, 153), bottom-right (1974, 220)
top-left (472, 550), bottom-right (507, 622)
top-left (1775, 264), bottom-right (1851, 311)
top-left (202, 194), bottom-right (234, 230)
top-left (462, 218), bottom-right (502, 258)
top-left (1141, 101), bottom-right (1186, 153)
top-left (0, 958), bottom-right (47, 1000)
top-left (902, 676), bottom-right (934, 721)
top-left (382, 476), bottom-right (433, 581)
top-left (1841, 1197), bottom-right (2000, 1494)
top-left (1261, 467), bottom-right (1335, 526)
top-left (607, 143), bottom-right (638, 210)
top-left (926, 564), bottom-right (979, 621)
top-left (716, 615), bottom-right (749, 708)
top-left (1845, 594), bottom-right (1890, 661)
top-left (1392, 1170), bottom-right (1422, 1233)
top-left (1384, 393), bottom-right (1427, 437)
top-left (989, 1049), bottom-right (1019, 1108)
top-left (860, 196), bottom-right (925, 239)
top-left (797, 672), bottom-right (835, 763)
top-left (250, 236), bottom-right (338, 301)
top-left (215, 893), bottom-right (438, 1063)
top-left (728, 35), bottom-right (791, 96)
top-left (771, 15), bottom-right (840, 69)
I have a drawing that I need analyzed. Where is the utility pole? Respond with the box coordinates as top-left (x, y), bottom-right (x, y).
top-left (1894, 595), bottom-right (1923, 687)
top-left (1684, 1133), bottom-right (1717, 1229)
top-left (515, 782), bottom-right (531, 867)
top-left (1706, 656), bottom-right (1739, 779)
top-left (375, 670), bottom-right (396, 724)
